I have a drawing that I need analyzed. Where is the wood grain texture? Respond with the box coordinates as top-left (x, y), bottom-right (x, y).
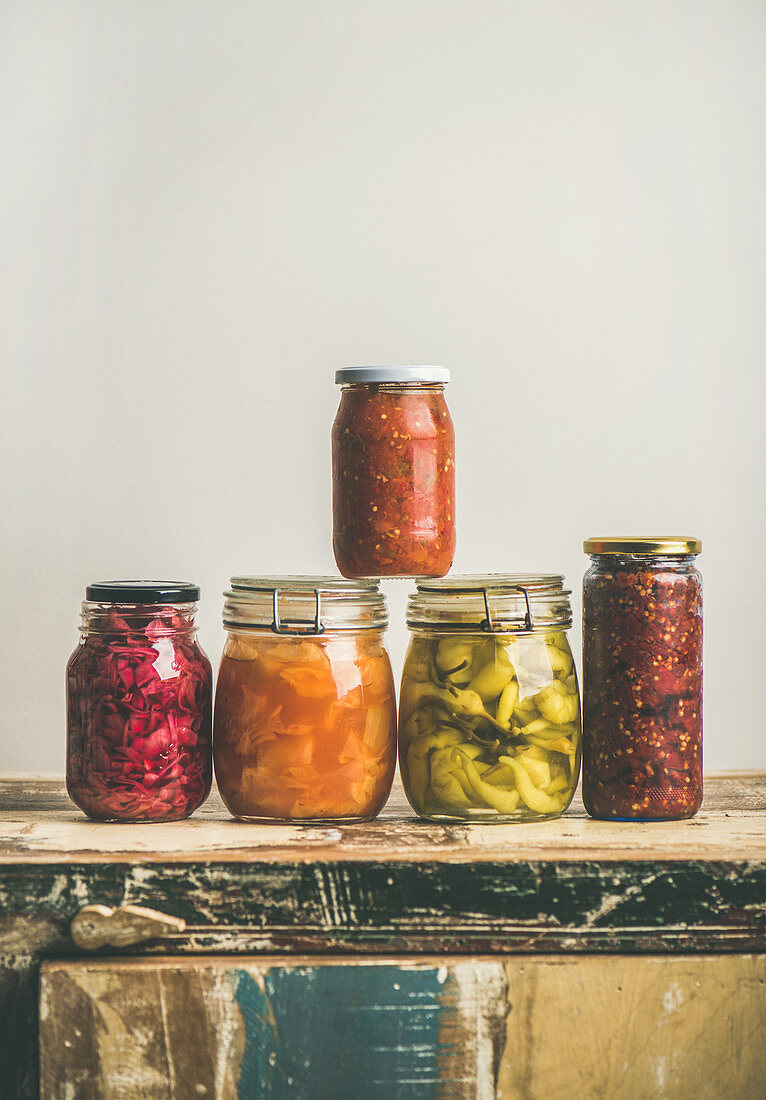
top-left (39, 955), bottom-right (766, 1100)
top-left (2, 775), bottom-right (765, 864)
top-left (499, 955), bottom-right (766, 1099)
top-left (2, 776), bottom-right (765, 1098)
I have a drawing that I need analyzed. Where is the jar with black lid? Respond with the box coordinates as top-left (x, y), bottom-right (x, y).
top-left (582, 538), bottom-right (703, 820)
top-left (66, 581), bottom-right (213, 822)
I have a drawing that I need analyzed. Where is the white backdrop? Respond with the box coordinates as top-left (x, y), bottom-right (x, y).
top-left (2, 1), bottom-right (764, 773)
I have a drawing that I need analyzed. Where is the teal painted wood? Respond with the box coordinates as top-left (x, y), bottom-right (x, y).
top-left (5, 858), bottom-right (765, 1097)
top-left (38, 955), bottom-right (766, 1100)
top-left (39, 958), bottom-right (510, 1099)
top-left (1, 858), bottom-right (764, 957)
top-left (234, 965), bottom-right (448, 1099)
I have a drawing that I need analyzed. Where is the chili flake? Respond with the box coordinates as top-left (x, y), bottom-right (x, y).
top-left (581, 539), bottom-right (703, 821)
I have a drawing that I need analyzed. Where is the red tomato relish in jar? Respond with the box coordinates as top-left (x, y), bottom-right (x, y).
top-left (332, 366), bottom-right (455, 579)
top-left (582, 538), bottom-right (702, 821)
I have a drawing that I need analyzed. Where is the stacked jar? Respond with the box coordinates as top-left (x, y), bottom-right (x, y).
top-left (64, 377), bottom-right (703, 829)
top-left (332, 366), bottom-right (455, 579)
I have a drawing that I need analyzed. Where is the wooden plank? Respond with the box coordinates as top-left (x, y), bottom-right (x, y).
top-left (39, 954), bottom-right (766, 1100)
top-left (3, 775), bottom-right (764, 1098)
top-left (1, 855), bottom-right (764, 959)
top-left (1, 775), bottom-right (765, 865)
top-left (0, 959), bottom-right (38, 1100)
top-left (498, 954), bottom-right (766, 1100)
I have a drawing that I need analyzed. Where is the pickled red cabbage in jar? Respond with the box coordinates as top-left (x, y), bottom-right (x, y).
top-left (66, 582), bottom-right (212, 822)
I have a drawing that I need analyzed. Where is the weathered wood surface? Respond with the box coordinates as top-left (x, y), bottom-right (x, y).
top-left (0, 774), bottom-right (763, 960)
top-left (39, 954), bottom-right (766, 1100)
top-left (2, 775), bottom-right (765, 1098)
top-left (2, 774), bottom-right (765, 863)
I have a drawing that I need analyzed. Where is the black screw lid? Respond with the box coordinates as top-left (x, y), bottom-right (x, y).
top-left (85, 581), bottom-right (201, 604)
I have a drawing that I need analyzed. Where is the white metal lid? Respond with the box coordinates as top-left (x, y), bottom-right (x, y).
top-left (335, 366), bottom-right (450, 385)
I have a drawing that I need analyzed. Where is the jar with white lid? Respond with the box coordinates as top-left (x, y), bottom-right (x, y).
top-left (332, 366), bottom-right (455, 579)
top-left (399, 575), bottom-right (581, 822)
top-left (214, 576), bottom-right (397, 822)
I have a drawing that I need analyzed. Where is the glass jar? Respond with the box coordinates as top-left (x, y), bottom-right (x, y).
top-left (400, 575), bottom-right (581, 822)
top-left (582, 537), bottom-right (703, 821)
top-left (66, 581), bottom-right (213, 822)
top-left (214, 577), bottom-right (397, 822)
top-left (332, 366), bottom-right (456, 579)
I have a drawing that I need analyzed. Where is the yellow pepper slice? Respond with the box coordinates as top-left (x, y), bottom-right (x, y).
top-left (452, 749), bottom-right (521, 814)
top-left (498, 755), bottom-right (562, 814)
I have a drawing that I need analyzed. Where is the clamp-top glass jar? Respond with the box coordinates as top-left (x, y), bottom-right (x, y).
top-left (399, 575), bottom-right (581, 822)
top-left (214, 577), bottom-right (398, 822)
top-left (332, 366), bottom-right (455, 579)
top-left (66, 581), bottom-right (213, 822)
top-left (582, 538), bottom-right (703, 820)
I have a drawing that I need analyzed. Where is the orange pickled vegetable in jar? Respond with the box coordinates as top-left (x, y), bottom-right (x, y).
top-left (214, 577), bottom-right (397, 822)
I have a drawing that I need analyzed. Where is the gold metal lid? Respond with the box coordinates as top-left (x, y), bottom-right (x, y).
top-left (583, 537), bottom-right (702, 555)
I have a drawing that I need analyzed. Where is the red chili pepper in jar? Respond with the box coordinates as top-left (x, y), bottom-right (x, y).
top-left (582, 537), bottom-right (703, 821)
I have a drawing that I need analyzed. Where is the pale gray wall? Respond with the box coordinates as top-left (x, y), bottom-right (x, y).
top-left (1, 1), bottom-right (764, 773)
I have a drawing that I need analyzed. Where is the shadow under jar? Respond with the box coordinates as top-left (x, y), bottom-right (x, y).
top-left (332, 366), bottom-right (455, 579)
top-left (582, 537), bottom-right (703, 821)
top-left (399, 575), bottom-right (582, 822)
top-left (214, 577), bottom-right (398, 822)
top-left (66, 581), bottom-right (213, 822)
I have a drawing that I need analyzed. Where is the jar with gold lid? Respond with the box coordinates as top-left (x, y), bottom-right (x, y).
top-left (582, 537), bottom-right (703, 821)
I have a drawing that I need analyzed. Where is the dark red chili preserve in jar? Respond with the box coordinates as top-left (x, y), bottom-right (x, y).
top-left (66, 581), bottom-right (213, 822)
top-left (582, 538), bottom-right (702, 820)
top-left (332, 367), bottom-right (455, 579)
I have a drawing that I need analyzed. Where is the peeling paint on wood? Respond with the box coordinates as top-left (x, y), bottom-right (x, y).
top-left (39, 955), bottom-right (766, 1100)
top-left (1, 857), bottom-right (763, 959)
top-left (2, 775), bottom-right (765, 1098)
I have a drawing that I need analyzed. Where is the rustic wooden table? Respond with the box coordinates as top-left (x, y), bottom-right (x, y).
top-left (1, 775), bottom-right (764, 1099)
